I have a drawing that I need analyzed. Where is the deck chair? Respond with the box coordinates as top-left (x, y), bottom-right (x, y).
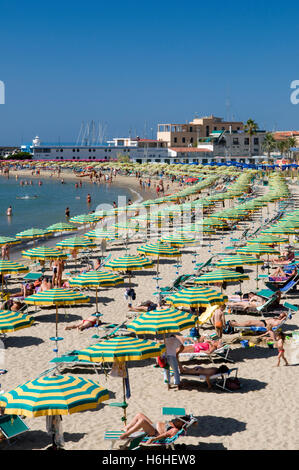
top-left (159, 274), bottom-right (195, 298)
top-left (179, 343), bottom-right (234, 363)
top-left (229, 292), bottom-right (280, 316)
top-left (104, 408), bottom-right (197, 450)
top-left (0, 415), bottom-right (29, 444)
top-left (49, 352), bottom-right (110, 374)
top-left (180, 367), bottom-right (239, 392)
top-left (195, 256), bottom-right (214, 275)
top-left (264, 273), bottom-right (299, 296)
top-left (197, 305), bottom-right (218, 326)
top-left (233, 311), bottom-right (293, 334)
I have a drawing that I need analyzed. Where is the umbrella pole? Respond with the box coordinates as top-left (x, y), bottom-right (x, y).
top-left (163, 333), bottom-right (170, 390)
top-left (96, 286), bottom-right (98, 314)
top-left (55, 304), bottom-right (58, 339)
top-left (122, 376), bottom-right (127, 425)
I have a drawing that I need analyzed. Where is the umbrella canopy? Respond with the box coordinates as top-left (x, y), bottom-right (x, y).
top-left (127, 307), bottom-right (197, 335)
top-left (69, 214), bottom-right (103, 224)
top-left (160, 235), bottom-right (198, 247)
top-left (15, 228), bottom-right (51, 239)
top-left (214, 255), bottom-right (264, 268)
top-left (0, 236), bottom-right (19, 246)
top-left (22, 246), bottom-right (68, 260)
top-left (236, 244), bottom-right (280, 256)
top-left (0, 261), bottom-right (29, 274)
top-left (56, 236), bottom-right (97, 249)
top-left (46, 222), bottom-right (77, 232)
top-left (137, 242), bottom-right (181, 257)
top-left (0, 310), bottom-right (34, 333)
top-left (83, 229), bottom-right (118, 240)
top-left (24, 288), bottom-right (90, 306)
top-left (77, 336), bottom-right (165, 363)
top-left (0, 375), bottom-right (110, 417)
top-left (166, 285), bottom-right (227, 308)
top-left (194, 268), bottom-right (249, 284)
top-left (105, 255), bottom-right (154, 272)
top-left (246, 235), bottom-right (288, 245)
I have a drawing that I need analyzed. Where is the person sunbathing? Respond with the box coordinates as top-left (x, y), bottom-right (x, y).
top-left (14, 282), bottom-right (35, 299)
top-left (227, 292), bottom-right (265, 311)
top-left (119, 412), bottom-right (192, 442)
top-left (271, 248), bottom-right (295, 265)
top-left (180, 337), bottom-right (223, 354)
top-left (179, 364), bottom-right (229, 389)
top-left (65, 315), bottom-right (101, 331)
top-left (269, 266), bottom-right (297, 282)
top-left (128, 300), bottom-right (158, 312)
top-left (229, 312), bottom-right (287, 329)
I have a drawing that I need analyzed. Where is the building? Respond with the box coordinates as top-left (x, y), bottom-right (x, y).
top-left (0, 147), bottom-right (19, 158)
top-left (157, 115), bottom-right (244, 147)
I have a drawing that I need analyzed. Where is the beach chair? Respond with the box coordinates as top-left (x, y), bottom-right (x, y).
top-left (104, 408), bottom-right (197, 450)
top-left (264, 273), bottom-right (299, 296)
top-left (180, 367), bottom-right (239, 392)
top-left (179, 343), bottom-right (234, 363)
top-left (233, 311), bottom-right (293, 335)
top-left (197, 305), bottom-right (218, 326)
top-left (49, 352), bottom-right (110, 375)
top-left (195, 256), bottom-right (214, 275)
top-left (229, 292), bottom-right (280, 316)
top-left (0, 415), bottom-right (29, 444)
top-left (159, 274), bottom-right (195, 298)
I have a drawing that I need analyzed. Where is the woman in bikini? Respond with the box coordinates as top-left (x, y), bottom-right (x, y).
top-left (119, 413), bottom-right (192, 442)
top-left (179, 364), bottom-right (229, 388)
top-left (275, 331), bottom-right (289, 367)
top-left (65, 315), bottom-right (100, 331)
top-left (180, 337), bottom-right (223, 355)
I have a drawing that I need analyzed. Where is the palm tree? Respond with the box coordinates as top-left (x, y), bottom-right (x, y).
top-left (276, 140), bottom-right (287, 159)
top-left (262, 133), bottom-right (276, 162)
top-left (244, 119), bottom-right (259, 158)
top-left (287, 137), bottom-right (296, 162)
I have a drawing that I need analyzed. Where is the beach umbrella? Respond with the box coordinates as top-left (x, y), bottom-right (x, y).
top-left (194, 268), bottom-right (249, 285)
top-left (166, 285), bottom-right (227, 309)
top-left (137, 241), bottom-right (181, 274)
top-left (246, 235), bottom-right (288, 245)
top-left (0, 236), bottom-right (19, 247)
top-left (0, 310), bottom-right (34, 334)
top-left (0, 261), bottom-right (29, 294)
top-left (127, 307), bottom-right (197, 335)
top-left (83, 229), bottom-right (118, 240)
top-left (235, 244), bottom-right (280, 256)
top-left (76, 336), bottom-right (165, 423)
top-left (15, 228), bottom-right (51, 240)
top-left (0, 374), bottom-right (110, 417)
top-left (68, 270), bottom-right (124, 313)
top-left (214, 255), bottom-right (264, 268)
top-left (24, 288), bottom-right (90, 352)
top-left (22, 246), bottom-right (68, 261)
top-left (160, 235), bottom-right (199, 247)
top-left (46, 222), bottom-right (77, 233)
top-left (69, 214), bottom-right (103, 225)
top-left (105, 255), bottom-right (154, 284)
top-left (56, 236), bottom-right (97, 250)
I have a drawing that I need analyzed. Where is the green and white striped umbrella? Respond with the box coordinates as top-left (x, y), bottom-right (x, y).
top-left (68, 270), bottom-right (124, 312)
top-left (214, 255), bottom-right (264, 268)
top-left (105, 255), bottom-right (154, 272)
top-left (25, 288), bottom-right (90, 339)
top-left (0, 261), bottom-right (29, 274)
top-left (166, 285), bottom-right (227, 309)
top-left (236, 244), bottom-right (280, 256)
top-left (15, 228), bottom-right (51, 239)
top-left (160, 235), bottom-right (199, 247)
top-left (246, 235), bottom-right (288, 245)
top-left (46, 222), bottom-right (77, 232)
top-left (0, 236), bottom-right (19, 246)
top-left (77, 336), bottom-right (165, 363)
top-left (0, 375), bottom-right (110, 417)
top-left (0, 310), bottom-right (34, 334)
top-left (83, 229), bottom-right (119, 240)
top-left (22, 246), bottom-right (68, 260)
top-left (56, 236), bottom-right (97, 249)
top-left (137, 241), bottom-right (181, 257)
top-left (194, 268), bottom-right (249, 284)
top-left (69, 214), bottom-right (103, 224)
top-left (127, 307), bottom-right (197, 335)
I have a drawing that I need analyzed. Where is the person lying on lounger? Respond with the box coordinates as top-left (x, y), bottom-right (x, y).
top-left (119, 412), bottom-right (194, 442)
top-left (180, 337), bottom-right (223, 355)
top-left (229, 312), bottom-right (287, 329)
top-left (227, 292), bottom-right (265, 311)
top-left (269, 266), bottom-right (297, 283)
top-left (271, 247), bottom-right (295, 265)
top-left (65, 315), bottom-right (101, 331)
top-left (179, 364), bottom-right (229, 389)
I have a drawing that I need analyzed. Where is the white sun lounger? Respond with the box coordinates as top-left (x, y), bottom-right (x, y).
top-left (233, 312), bottom-right (292, 334)
top-left (179, 344), bottom-right (234, 363)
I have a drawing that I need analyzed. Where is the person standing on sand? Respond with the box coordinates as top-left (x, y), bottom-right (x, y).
top-left (275, 331), bottom-right (289, 367)
top-left (212, 305), bottom-right (226, 338)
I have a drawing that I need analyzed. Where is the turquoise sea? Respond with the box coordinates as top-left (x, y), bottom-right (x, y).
top-left (0, 175), bottom-right (133, 237)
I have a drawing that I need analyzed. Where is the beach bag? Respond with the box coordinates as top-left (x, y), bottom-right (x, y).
top-left (223, 321), bottom-right (235, 335)
top-left (157, 356), bottom-right (169, 369)
top-left (190, 327), bottom-right (199, 338)
top-left (225, 377), bottom-right (241, 391)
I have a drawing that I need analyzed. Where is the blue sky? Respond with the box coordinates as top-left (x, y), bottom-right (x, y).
top-left (0, 0), bottom-right (299, 145)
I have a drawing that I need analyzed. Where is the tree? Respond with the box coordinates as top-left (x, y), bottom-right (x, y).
top-left (244, 119), bottom-right (259, 158)
top-left (4, 151), bottom-right (32, 160)
top-left (116, 152), bottom-right (130, 163)
top-left (262, 133), bottom-right (276, 162)
top-left (286, 137), bottom-right (296, 162)
top-left (276, 140), bottom-right (287, 158)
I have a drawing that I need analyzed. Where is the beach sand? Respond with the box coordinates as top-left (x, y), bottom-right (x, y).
top-left (1, 178), bottom-right (299, 451)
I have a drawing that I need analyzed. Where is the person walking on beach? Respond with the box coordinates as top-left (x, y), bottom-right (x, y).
top-left (163, 335), bottom-right (184, 390)
top-left (275, 331), bottom-right (289, 367)
top-left (6, 206), bottom-right (12, 216)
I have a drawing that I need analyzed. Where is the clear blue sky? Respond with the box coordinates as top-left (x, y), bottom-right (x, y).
top-left (0, 0), bottom-right (299, 145)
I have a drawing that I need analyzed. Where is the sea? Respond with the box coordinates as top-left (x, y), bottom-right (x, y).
top-left (0, 175), bottom-right (136, 237)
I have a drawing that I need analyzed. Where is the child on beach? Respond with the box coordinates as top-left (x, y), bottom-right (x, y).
top-left (275, 331), bottom-right (289, 367)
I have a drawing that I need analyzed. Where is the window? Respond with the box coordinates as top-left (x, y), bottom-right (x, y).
top-left (189, 126), bottom-right (193, 132)
top-left (77, 149), bottom-right (80, 152)
top-left (233, 138), bottom-right (239, 145)
top-left (206, 126), bottom-right (210, 137)
top-left (244, 138), bottom-right (249, 145)
top-left (182, 137), bottom-right (186, 143)
top-left (254, 138), bottom-right (259, 145)
top-left (60, 149), bottom-right (63, 152)
top-left (190, 137), bottom-right (193, 143)
top-left (174, 137), bottom-right (177, 143)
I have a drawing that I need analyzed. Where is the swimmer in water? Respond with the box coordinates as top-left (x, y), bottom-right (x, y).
top-left (87, 194), bottom-right (91, 204)
top-left (6, 206), bottom-right (12, 216)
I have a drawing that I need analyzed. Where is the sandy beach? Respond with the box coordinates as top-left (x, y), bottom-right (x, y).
top-left (1, 173), bottom-right (299, 451)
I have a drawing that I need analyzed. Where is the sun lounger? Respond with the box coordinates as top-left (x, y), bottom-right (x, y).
top-left (233, 311), bottom-right (292, 334)
top-left (180, 367), bottom-right (239, 392)
top-left (195, 256), bottom-right (214, 275)
top-left (49, 354), bottom-right (110, 374)
top-left (159, 274), bottom-right (195, 297)
top-left (179, 343), bottom-right (234, 363)
top-left (104, 408), bottom-right (197, 450)
top-left (0, 415), bottom-right (29, 444)
top-left (264, 273), bottom-right (299, 297)
top-left (229, 292), bottom-right (280, 316)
